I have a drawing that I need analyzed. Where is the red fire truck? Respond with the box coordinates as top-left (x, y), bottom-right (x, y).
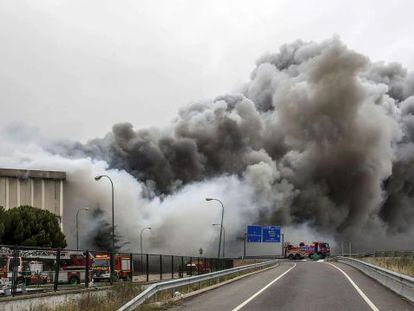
top-left (92, 253), bottom-right (131, 282)
top-left (284, 241), bottom-right (330, 260)
top-left (0, 248), bottom-right (93, 285)
top-left (185, 260), bottom-right (211, 275)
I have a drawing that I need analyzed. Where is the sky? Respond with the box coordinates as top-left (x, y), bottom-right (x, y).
top-left (1, 0), bottom-right (414, 142)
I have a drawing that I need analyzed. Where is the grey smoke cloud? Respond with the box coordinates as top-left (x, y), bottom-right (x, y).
top-left (3, 37), bottom-right (414, 254)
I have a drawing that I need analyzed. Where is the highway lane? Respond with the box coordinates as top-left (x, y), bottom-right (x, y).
top-left (172, 260), bottom-right (414, 311)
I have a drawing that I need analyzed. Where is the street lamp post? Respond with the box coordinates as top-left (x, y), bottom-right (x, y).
top-left (205, 198), bottom-right (224, 260)
top-left (140, 227), bottom-right (151, 272)
top-left (212, 224), bottom-right (225, 258)
top-left (94, 174), bottom-right (115, 283)
top-left (76, 208), bottom-right (89, 250)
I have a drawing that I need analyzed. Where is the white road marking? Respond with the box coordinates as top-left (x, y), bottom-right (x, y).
top-left (231, 263), bottom-right (296, 311)
top-left (327, 262), bottom-right (379, 311)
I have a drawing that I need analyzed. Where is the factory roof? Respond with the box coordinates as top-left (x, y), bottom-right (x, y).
top-left (0, 168), bottom-right (66, 180)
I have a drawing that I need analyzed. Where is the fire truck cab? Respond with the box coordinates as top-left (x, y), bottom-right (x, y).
top-left (92, 254), bottom-right (131, 282)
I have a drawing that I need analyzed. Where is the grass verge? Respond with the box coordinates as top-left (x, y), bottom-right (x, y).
top-left (361, 257), bottom-right (414, 277)
top-left (31, 283), bottom-right (143, 311)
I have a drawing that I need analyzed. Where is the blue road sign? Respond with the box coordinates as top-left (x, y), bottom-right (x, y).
top-left (247, 225), bottom-right (262, 236)
top-left (247, 225), bottom-right (281, 243)
top-left (262, 225), bottom-right (281, 243)
top-left (247, 235), bottom-right (262, 243)
top-left (247, 225), bottom-right (262, 243)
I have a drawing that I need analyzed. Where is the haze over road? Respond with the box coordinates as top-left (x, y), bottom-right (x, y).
top-left (172, 261), bottom-right (414, 311)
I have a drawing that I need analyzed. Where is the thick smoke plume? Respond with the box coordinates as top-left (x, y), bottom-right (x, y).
top-left (2, 37), bottom-right (414, 254)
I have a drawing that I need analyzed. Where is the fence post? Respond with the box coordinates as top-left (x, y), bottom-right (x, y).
top-left (54, 248), bottom-right (61, 291)
top-left (197, 257), bottom-right (200, 275)
top-left (85, 250), bottom-right (90, 288)
top-left (146, 254), bottom-right (149, 282)
top-left (109, 251), bottom-right (114, 285)
top-left (160, 255), bottom-right (163, 280)
top-left (129, 253), bottom-right (133, 281)
top-left (11, 245), bottom-right (18, 296)
top-left (181, 256), bottom-right (184, 278)
top-left (171, 256), bottom-right (174, 279)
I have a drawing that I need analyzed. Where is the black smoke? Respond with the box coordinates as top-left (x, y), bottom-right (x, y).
top-left (53, 38), bottom-right (414, 250)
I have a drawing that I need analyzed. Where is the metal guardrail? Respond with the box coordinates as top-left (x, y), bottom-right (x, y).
top-left (118, 259), bottom-right (279, 311)
top-left (337, 256), bottom-right (414, 303)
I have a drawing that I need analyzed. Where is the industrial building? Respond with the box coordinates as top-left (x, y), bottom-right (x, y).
top-left (0, 168), bottom-right (66, 230)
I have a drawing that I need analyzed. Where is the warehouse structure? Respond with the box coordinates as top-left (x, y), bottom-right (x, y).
top-left (0, 168), bottom-right (66, 230)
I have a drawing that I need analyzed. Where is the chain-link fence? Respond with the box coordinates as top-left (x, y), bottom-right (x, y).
top-left (0, 244), bottom-right (234, 297)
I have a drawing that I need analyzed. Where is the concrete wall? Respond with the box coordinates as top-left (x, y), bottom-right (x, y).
top-left (0, 178), bottom-right (6, 208)
top-left (0, 178), bottom-right (63, 213)
top-left (0, 169), bottom-right (66, 230)
top-left (0, 288), bottom-right (110, 311)
top-left (33, 179), bottom-right (42, 208)
top-left (8, 179), bottom-right (17, 209)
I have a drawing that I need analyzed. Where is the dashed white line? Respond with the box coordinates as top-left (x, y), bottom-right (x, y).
top-left (327, 262), bottom-right (379, 311)
top-left (231, 263), bottom-right (296, 311)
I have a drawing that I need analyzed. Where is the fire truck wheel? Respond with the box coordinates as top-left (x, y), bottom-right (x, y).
top-left (294, 254), bottom-right (301, 260)
top-left (288, 254), bottom-right (294, 260)
top-left (69, 276), bottom-right (80, 284)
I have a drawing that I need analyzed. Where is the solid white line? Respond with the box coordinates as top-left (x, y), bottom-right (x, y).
top-left (231, 263), bottom-right (296, 311)
top-left (327, 263), bottom-right (379, 311)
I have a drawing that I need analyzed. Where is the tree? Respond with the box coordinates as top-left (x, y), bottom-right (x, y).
top-left (91, 208), bottom-right (127, 251)
top-left (0, 205), bottom-right (67, 248)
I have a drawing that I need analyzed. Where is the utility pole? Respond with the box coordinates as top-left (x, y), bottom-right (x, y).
top-left (94, 175), bottom-right (115, 284)
top-left (244, 232), bottom-right (247, 259)
top-left (205, 198), bottom-right (225, 259)
top-left (212, 224), bottom-right (225, 258)
top-left (140, 227), bottom-right (151, 266)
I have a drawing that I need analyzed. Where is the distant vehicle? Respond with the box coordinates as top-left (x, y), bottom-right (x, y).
top-left (284, 241), bottom-right (330, 260)
top-left (92, 253), bottom-right (131, 282)
top-left (0, 249), bottom-right (93, 285)
top-left (185, 260), bottom-right (211, 275)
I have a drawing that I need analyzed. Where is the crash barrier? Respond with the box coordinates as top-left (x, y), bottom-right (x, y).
top-left (0, 244), bottom-right (234, 298)
top-left (337, 256), bottom-right (414, 303)
top-left (118, 259), bottom-right (279, 311)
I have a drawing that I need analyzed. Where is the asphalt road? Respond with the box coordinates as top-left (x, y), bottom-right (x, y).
top-left (171, 260), bottom-right (414, 311)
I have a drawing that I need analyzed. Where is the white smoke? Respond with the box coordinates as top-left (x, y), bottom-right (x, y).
top-left (0, 127), bottom-right (276, 256)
